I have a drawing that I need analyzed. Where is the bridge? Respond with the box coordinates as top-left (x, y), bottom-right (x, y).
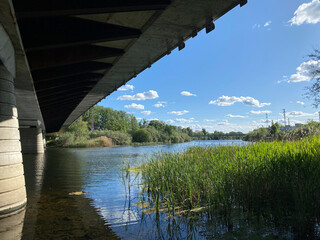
top-left (0, 0), bottom-right (247, 216)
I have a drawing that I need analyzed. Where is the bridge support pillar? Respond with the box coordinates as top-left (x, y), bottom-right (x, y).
top-left (0, 64), bottom-right (27, 215)
top-left (19, 120), bottom-right (45, 154)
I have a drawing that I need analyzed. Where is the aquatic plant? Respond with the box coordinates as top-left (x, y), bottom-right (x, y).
top-left (141, 136), bottom-right (320, 238)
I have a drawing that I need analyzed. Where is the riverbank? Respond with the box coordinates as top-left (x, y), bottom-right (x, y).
top-left (46, 135), bottom-right (194, 148)
top-left (139, 136), bottom-right (320, 238)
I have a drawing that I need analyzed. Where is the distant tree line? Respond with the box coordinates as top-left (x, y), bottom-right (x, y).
top-left (243, 121), bottom-right (320, 142)
top-left (192, 129), bottom-right (244, 140)
top-left (47, 105), bottom-right (248, 148)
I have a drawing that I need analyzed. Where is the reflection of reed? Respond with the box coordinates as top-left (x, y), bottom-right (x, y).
top-left (0, 207), bottom-right (25, 240)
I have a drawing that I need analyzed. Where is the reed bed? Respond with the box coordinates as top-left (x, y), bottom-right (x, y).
top-left (141, 136), bottom-right (320, 237)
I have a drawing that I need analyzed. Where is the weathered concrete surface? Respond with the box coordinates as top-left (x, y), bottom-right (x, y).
top-left (0, 207), bottom-right (25, 240)
top-left (0, 25), bottom-right (15, 77)
top-left (0, 1), bottom-right (44, 130)
top-left (0, 64), bottom-right (26, 215)
top-left (20, 126), bottom-right (45, 154)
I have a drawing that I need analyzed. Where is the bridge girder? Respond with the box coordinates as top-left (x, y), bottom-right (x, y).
top-left (9, 0), bottom-right (247, 132)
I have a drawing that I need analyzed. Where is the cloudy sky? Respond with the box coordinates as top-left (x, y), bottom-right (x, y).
top-left (99, 0), bottom-right (320, 133)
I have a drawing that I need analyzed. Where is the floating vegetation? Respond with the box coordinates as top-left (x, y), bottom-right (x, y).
top-left (68, 191), bottom-right (88, 196)
top-left (139, 136), bottom-right (320, 239)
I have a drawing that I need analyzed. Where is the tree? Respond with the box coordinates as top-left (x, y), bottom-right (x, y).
top-left (132, 129), bottom-right (152, 143)
top-left (68, 118), bottom-right (89, 139)
top-left (305, 49), bottom-right (320, 108)
top-left (270, 122), bottom-right (280, 135)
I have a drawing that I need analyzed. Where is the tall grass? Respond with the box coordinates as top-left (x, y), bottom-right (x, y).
top-left (141, 136), bottom-right (320, 238)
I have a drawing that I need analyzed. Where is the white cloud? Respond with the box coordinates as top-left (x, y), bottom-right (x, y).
top-left (264, 20), bottom-right (272, 27)
top-left (153, 101), bottom-right (167, 108)
top-left (117, 90), bottom-right (159, 101)
top-left (148, 118), bottom-right (159, 121)
top-left (252, 23), bottom-right (261, 29)
top-left (225, 114), bottom-right (246, 118)
top-left (250, 110), bottom-right (272, 114)
top-left (204, 119), bottom-right (215, 122)
top-left (174, 118), bottom-right (195, 123)
top-left (124, 103), bottom-right (144, 110)
top-left (118, 84), bottom-right (134, 91)
top-left (290, 0), bottom-right (320, 25)
top-left (297, 101), bottom-right (305, 105)
top-left (209, 95), bottom-right (271, 108)
top-left (169, 110), bottom-right (189, 116)
top-left (287, 111), bottom-right (317, 117)
top-left (166, 119), bottom-right (175, 124)
top-left (282, 60), bottom-right (320, 83)
top-left (218, 120), bottom-right (230, 126)
top-left (181, 91), bottom-right (196, 97)
top-left (141, 110), bottom-right (152, 115)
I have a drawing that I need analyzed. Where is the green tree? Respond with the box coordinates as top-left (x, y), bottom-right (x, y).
top-left (305, 49), bottom-right (320, 108)
top-left (202, 128), bottom-right (208, 136)
top-left (270, 122), bottom-right (280, 135)
top-left (68, 118), bottom-right (89, 139)
top-left (132, 129), bottom-right (152, 143)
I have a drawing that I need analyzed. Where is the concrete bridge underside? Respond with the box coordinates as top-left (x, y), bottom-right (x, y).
top-left (0, 0), bottom-right (247, 216)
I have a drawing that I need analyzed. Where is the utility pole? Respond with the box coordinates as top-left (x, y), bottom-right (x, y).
top-left (288, 118), bottom-right (290, 127)
top-left (283, 109), bottom-right (286, 127)
top-left (91, 107), bottom-right (94, 132)
top-left (266, 113), bottom-right (269, 128)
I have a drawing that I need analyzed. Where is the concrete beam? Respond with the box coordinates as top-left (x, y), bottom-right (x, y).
top-left (14, 0), bottom-right (170, 18)
top-left (34, 73), bottom-right (103, 91)
top-left (0, 25), bottom-right (15, 77)
top-left (19, 17), bottom-right (141, 52)
top-left (27, 45), bottom-right (124, 70)
top-left (31, 61), bottom-right (111, 82)
top-left (64, 0), bottom-right (245, 128)
top-left (0, 0), bottom-right (44, 131)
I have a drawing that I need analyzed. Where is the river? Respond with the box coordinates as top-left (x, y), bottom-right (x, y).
top-left (4, 140), bottom-right (292, 239)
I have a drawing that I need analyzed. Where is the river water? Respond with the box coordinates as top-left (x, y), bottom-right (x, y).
top-left (5, 140), bottom-right (292, 239)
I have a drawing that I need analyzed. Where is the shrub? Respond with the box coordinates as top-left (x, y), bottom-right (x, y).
top-left (90, 130), bottom-right (132, 145)
top-left (132, 129), bottom-right (152, 143)
top-left (59, 132), bottom-right (75, 146)
top-left (91, 136), bottom-right (113, 147)
top-left (68, 119), bottom-right (90, 139)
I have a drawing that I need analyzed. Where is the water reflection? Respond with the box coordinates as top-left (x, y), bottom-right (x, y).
top-left (22, 149), bottom-right (119, 239)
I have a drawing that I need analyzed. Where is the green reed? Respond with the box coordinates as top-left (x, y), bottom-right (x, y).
top-left (141, 136), bottom-right (320, 237)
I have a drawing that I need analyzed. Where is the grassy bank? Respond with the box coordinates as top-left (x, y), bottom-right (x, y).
top-left (140, 136), bottom-right (320, 238)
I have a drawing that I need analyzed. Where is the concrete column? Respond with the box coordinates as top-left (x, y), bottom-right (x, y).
top-left (19, 120), bottom-right (45, 154)
top-left (0, 64), bottom-right (27, 215)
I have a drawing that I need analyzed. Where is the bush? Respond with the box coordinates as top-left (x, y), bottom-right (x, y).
top-left (132, 129), bottom-right (152, 143)
top-left (59, 132), bottom-right (75, 146)
top-left (90, 130), bottom-right (132, 145)
top-left (68, 119), bottom-right (90, 139)
top-left (91, 136), bottom-right (113, 147)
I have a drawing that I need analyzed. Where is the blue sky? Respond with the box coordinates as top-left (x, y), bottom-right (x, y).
top-left (99, 0), bottom-right (320, 133)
